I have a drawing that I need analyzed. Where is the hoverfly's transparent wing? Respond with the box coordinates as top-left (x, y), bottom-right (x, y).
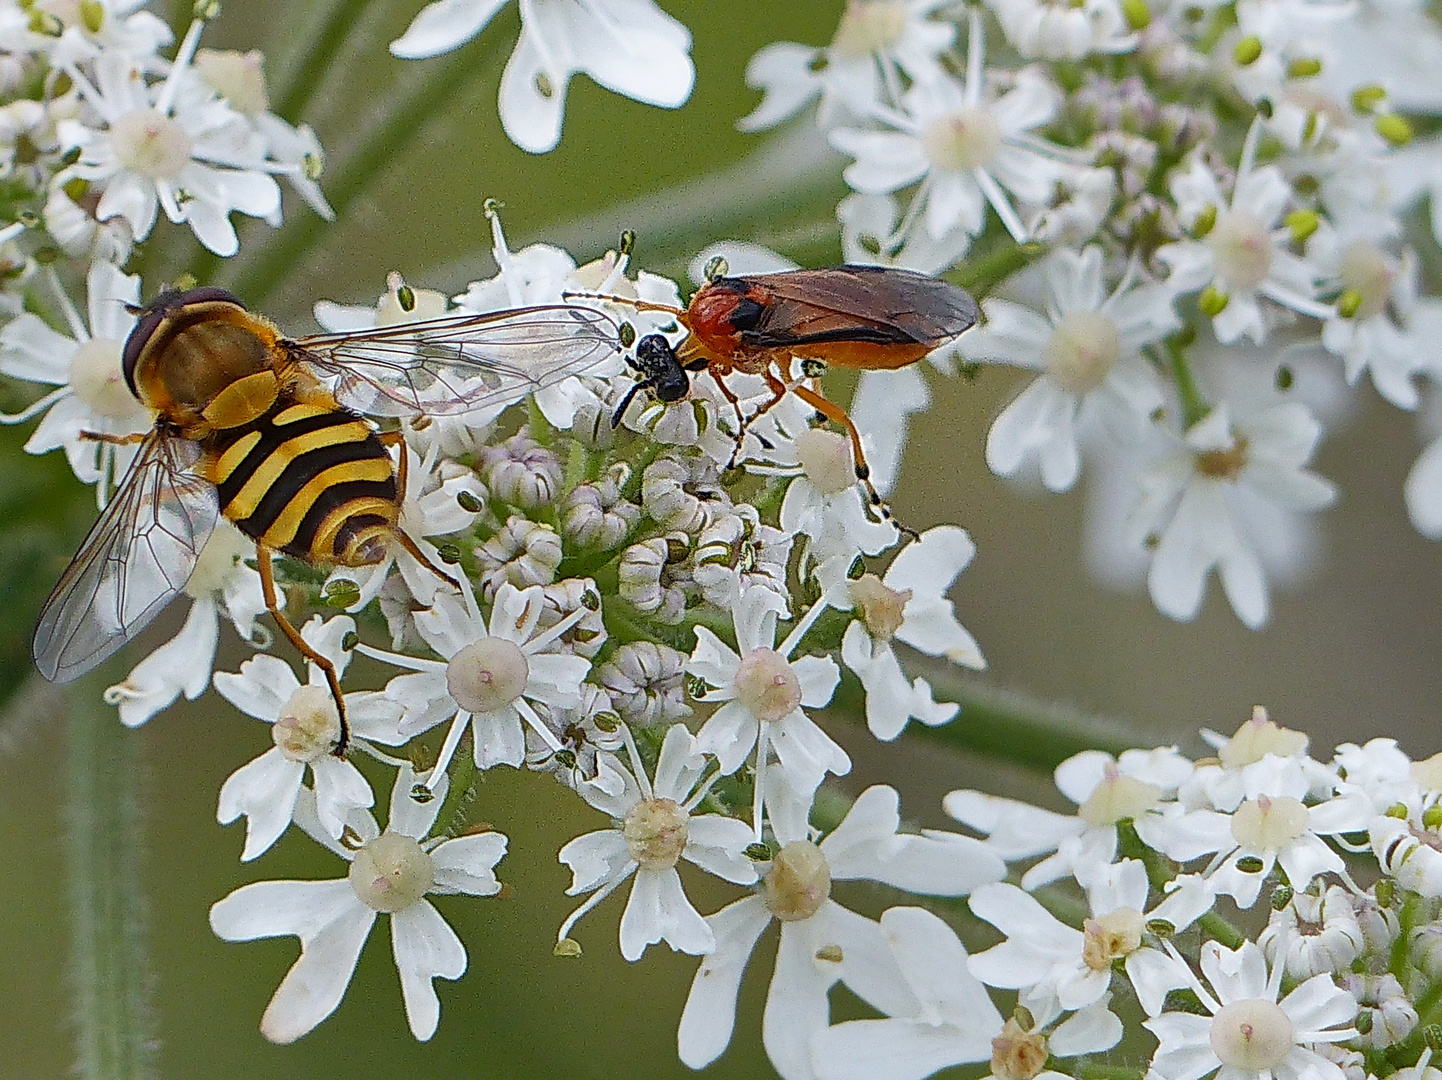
top-left (293, 305), bottom-right (623, 417)
top-left (33, 433), bottom-right (220, 683)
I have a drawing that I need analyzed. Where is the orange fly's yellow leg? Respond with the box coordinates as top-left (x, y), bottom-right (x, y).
top-left (257, 543), bottom-right (351, 756)
top-left (790, 382), bottom-right (915, 537)
top-left (377, 430), bottom-right (462, 592)
top-left (79, 430), bottom-right (148, 445)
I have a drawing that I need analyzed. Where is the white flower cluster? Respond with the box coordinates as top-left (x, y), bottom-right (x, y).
top-left (745, 0), bottom-right (1442, 629)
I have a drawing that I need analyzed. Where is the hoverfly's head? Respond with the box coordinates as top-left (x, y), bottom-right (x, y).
top-left (121, 286), bottom-right (248, 398)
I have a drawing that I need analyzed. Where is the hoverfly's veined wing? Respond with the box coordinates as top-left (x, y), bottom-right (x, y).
top-left (293, 305), bottom-right (624, 417)
top-left (33, 432), bottom-right (219, 683)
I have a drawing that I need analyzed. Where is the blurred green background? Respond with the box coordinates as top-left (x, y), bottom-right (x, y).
top-left (4, 0), bottom-right (1442, 1077)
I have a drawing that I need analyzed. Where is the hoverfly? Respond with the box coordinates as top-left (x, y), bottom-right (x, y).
top-left (580, 263), bottom-right (979, 518)
top-left (32, 286), bottom-right (623, 752)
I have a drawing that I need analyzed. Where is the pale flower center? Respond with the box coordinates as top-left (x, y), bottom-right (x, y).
top-left (1077, 766), bottom-right (1163, 825)
top-left (1339, 241), bottom-right (1393, 321)
top-left (1231, 795), bottom-right (1310, 852)
top-left (68, 337), bottom-right (146, 422)
top-left (1219, 707), bottom-right (1308, 768)
top-left (1209, 999), bottom-right (1295, 1071)
top-left (1044, 310), bottom-right (1122, 394)
top-left (734, 648), bottom-right (802, 722)
top-left (763, 841), bottom-right (831, 921)
top-left (794, 428), bottom-right (856, 497)
top-left (623, 797), bottom-right (690, 869)
top-left (848, 573), bottom-right (911, 640)
top-left (831, 0), bottom-right (909, 57)
top-left (992, 1018), bottom-right (1050, 1080)
top-left (1206, 210), bottom-right (1273, 292)
top-left (447, 638), bottom-right (530, 714)
top-left (271, 685), bottom-right (341, 761)
top-left (193, 48), bottom-right (269, 115)
top-left (348, 831), bottom-right (434, 913)
top-left (921, 107), bottom-right (1003, 173)
top-left (109, 109), bottom-right (193, 180)
top-left (1082, 907), bottom-right (1145, 970)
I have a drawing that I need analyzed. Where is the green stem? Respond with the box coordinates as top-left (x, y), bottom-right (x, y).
top-left (1079, 1068), bottom-right (1146, 1080)
top-left (1392, 894), bottom-right (1421, 978)
top-left (1163, 334), bottom-right (1210, 429)
top-left (270, 0), bottom-right (382, 125)
top-left (231, 42), bottom-right (504, 310)
top-left (65, 687), bottom-right (158, 1080)
top-left (1197, 911), bottom-right (1245, 949)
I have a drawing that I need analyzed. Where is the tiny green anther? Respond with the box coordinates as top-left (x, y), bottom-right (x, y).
top-left (806, 52), bottom-right (828, 74)
top-left (1356, 1012), bottom-right (1374, 1035)
top-left (193, 0), bottom-right (220, 18)
top-left (581, 589), bottom-right (601, 611)
top-left (685, 674), bottom-right (710, 699)
top-left (744, 842), bottom-right (774, 861)
top-left (1256, 98), bottom-right (1274, 119)
top-left (554, 938), bottom-right (582, 958)
top-left (535, 72), bottom-right (554, 98)
top-left (1286, 209), bottom-right (1319, 243)
top-left (29, 9), bottom-right (62, 34)
top-left (1376, 114), bottom-right (1413, 146)
top-left (15, 209), bottom-right (39, 228)
top-left (704, 255), bottom-right (729, 282)
top-left (1423, 805), bottom-right (1442, 829)
top-left (1270, 884), bottom-right (1293, 910)
top-left (1233, 36), bottom-right (1263, 65)
top-left (1146, 918), bottom-right (1176, 937)
top-left (1301, 112), bottom-right (1318, 144)
top-left (619, 230), bottom-right (636, 256)
top-left (302, 152), bottom-right (324, 180)
top-left (594, 712), bottom-right (620, 733)
top-left (1287, 57), bottom-right (1321, 78)
top-left (554, 749), bottom-right (577, 769)
top-left (1192, 204), bottom-right (1218, 238)
top-left (1199, 285), bottom-right (1230, 317)
top-left (483, 197), bottom-right (504, 218)
top-left (341, 631), bottom-right (359, 651)
top-left (409, 783), bottom-right (434, 804)
top-left (456, 490), bottom-right (483, 513)
top-left (1275, 365), bottom-right (1294, 391)
top-left (1122, 0), bottom-right (1151, 28)
top-left (1337, 290), bottom-right (1363, 319)
top-left (619, 321), bottom-right (636, 348)
top-left (1351, 85), bottom-right (1386, 113)
top-left (397, 284), bottom-right (416, 312)
top-left (436, 543), bottom-right (461, 564)
top-left (80, 0), bottom-right (104, 32)
top-left (1386, 802), bottom-right (1410, 819)
top-left (664, 537), bottom-right (690, 564)
top-left (324, 580), bottom-right (360, 608)
top-left (34, 247), bottom-right (59, 266)
top-left (1235, 855), bottom-right (1264, 873)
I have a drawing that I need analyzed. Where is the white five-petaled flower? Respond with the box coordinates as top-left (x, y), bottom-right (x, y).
top-left (209, 766), bottom-right (506, 1043)
top-left (829, 10), bottom-right (1065, 243)
top-left (983, 0), bottom-right (1138, 59)
top-left (556, 723), bottom-right (757, 960)
top-left (0, 260), bottom-right (149, 503)
top-left (212, 614), bottom-right (405, 861)
top-left (56, 27), bottom-right (284, 255)
top-left (363, 582), bottom-right (593, 778)
top-left (945, 746), bottom-right (1194, 889)
top-left (967, 860), bottom-right (1214, 1021)
top-left (390, 0), bottom-right (695, 154)
top-left (737, 0), bottom-right (956, 132)
top-left (1127, 401), bottom-right (1337, 629)
top-left (687, 586), bottom-right (846, 827)
top-left (955, 246), bottom-right (1176, 492)
top-left (1156, 122), bottom-right (1332, 345)
top-left (678, 780), bottom-right (1006, 1080)
top-left (826, 525), bottom-right (985, 741)
top-left (1144, 940), bottom-right (1358, 1080)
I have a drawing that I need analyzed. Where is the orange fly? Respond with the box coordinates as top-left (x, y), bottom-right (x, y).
top-left (585, 262), bottom-right (979, 521)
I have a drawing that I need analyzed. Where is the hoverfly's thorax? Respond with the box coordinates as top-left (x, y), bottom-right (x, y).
top-left (124, 288), bottom-right (283, 425)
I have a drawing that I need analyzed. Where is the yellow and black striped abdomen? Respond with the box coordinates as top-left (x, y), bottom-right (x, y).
top-left (207, 400), bottom-right (398, 566)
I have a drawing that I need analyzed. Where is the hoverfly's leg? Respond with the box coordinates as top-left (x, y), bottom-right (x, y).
top-left (257, 543), bottom-right (351, 756)
top-left (78, 430), bottom-right (148, 445)
top-left (375, 430), bottom-right (464, 593)
top-left (789, 382), bottom-right (916, 538)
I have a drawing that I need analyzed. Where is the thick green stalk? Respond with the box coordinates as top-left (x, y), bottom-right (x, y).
top-left (65, 687), bottom-right (158, 1080)
top-left (270, 0), bottom-right (382, 125)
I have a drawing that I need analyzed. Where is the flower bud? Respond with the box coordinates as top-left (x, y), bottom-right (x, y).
top-left (477, 516), bottom-right (562, 598)
top-left (598, 642), bottom-right (692, 727)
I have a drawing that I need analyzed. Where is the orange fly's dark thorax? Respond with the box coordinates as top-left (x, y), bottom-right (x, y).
top-left (206, 398), bottom-right (398, 566)
top-left (123, 287), bottom-right (282, 422)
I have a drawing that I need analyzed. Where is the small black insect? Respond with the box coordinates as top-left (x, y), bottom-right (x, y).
top-left (611, 334), bottom-right (696, 427)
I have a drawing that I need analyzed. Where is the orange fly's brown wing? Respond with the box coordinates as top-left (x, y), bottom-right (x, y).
top-left (738, 266), bottom-right (980, 349)
top-left (291, 305), bottom-right (623, 417)
top-left (33, 432), bottom-right (219, 683)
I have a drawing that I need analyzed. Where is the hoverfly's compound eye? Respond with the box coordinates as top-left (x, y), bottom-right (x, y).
top-left (121, 286), bottom-right (247, 396)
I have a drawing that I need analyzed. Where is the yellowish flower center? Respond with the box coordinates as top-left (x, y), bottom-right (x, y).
top-left (348, 832), bottom-right (434, 912)
top-left (734, 648), bottom-right (802, 723)
top-left (1206, 210), bottom-right (1273, 292)
top-left (848, 573), bottom-right (912, 640)
top-left (271, 685), bottom-right (341, 762)
top-left (763, 841), bottom-right (831, 921)
top-left (921, 108), bottom-right (1003, 172)
top-left (1210, 999), bottom-right (1295, 1071)
top-left (1045, 310), bottom-right (1122, 394)
top-left (109, 109), bottom-right (193, 181)
top-left (447, 638), bottom-right (530, 714)
top-left (623, 797), bottom-right (689, 869)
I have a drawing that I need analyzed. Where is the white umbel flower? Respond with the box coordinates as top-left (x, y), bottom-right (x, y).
top-left (209, 766), bottom-right (506, 1043)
